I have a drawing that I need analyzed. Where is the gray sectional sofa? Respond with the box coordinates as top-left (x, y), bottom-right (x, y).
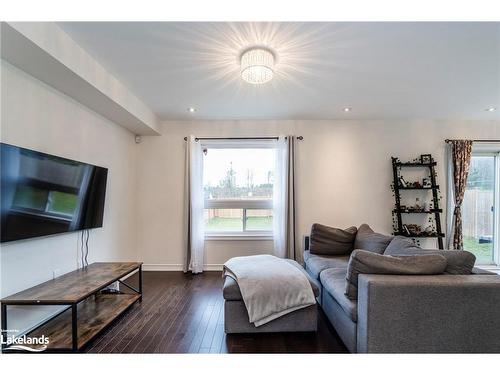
top-left (304, 224), bottom-right (500, 353)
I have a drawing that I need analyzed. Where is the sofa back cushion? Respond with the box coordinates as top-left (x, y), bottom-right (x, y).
top-left (384, 235), bottom-right (420, 253)
top-left (384, 241), bottom-right (476, 275)
top-left (353, 224), bottom-right (393, 254)
top-left (309, 223), bottom-right (357, 255)
top-left (345, 249), bottom-right (447, 300)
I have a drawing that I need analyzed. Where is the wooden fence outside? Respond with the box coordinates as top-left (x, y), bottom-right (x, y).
top-left (204, 209), bottom-right (271, 219)
top-left (462, 189), bottom-right (494, 239)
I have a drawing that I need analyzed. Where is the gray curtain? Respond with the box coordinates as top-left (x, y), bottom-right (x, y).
top-left (183, 136), bottom-right (192, 272)
top-left (183, 136), bottom-right (205, 273)
top-left (286, 136), bottom-right (298, 263)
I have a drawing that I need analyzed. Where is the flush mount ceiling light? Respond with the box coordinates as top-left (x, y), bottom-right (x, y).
top-left (240, 47), bottom-right (275, 85)
top-left (485, 107), bottom-right (497, 112)
top-left (187, 107), bottom-right (197, 113)
top-left (343, 107), bottom-right (352, 112)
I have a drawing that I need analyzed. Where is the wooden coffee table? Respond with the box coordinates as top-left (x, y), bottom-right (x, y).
top-left (1, 262), bottom-right (142, 352)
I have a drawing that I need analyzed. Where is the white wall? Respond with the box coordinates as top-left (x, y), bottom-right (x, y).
top-left (136, 119), bottom-right (500, 269)
top-left (0, 61), bottom-right (138, 333)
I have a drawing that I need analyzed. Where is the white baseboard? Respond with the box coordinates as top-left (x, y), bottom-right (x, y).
top-left (202, 264), bottom-right (223, 271)
top-left (142, 264), bottom-right (223, 271)
top-left (142, 264), bottom-right (183, 271)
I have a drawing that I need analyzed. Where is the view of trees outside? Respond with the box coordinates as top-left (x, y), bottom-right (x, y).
top-left (203, 148), bottom-right (274, 231)
top-left (462, 156), bottom-right (495, 263)
top-left (203, 162), bottom-right (273, 200)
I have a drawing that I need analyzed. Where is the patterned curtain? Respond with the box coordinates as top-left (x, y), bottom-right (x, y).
top-left (449, 140), bottom-right (473, 250)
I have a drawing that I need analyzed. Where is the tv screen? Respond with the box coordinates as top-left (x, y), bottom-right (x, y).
top-left (1, 143), bottom-right (108, 243)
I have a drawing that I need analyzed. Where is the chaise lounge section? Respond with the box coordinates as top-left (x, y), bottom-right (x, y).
top-left (223, 259), bottom-right (320, 334)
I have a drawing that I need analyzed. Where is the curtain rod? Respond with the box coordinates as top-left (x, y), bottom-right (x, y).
top-left (445, 139), bottom-right (500, 143)
top-left (183, 136), bottom-right (304, 141)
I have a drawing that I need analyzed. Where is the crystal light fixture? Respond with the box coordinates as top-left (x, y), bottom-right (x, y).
top-left (240, 47), bottom-right (275, 84)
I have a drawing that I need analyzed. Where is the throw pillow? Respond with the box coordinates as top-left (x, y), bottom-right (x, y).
top-left (345, 249), bottom-right (447, 300)
top-left (309, 223), bottom-right (357, 255)
top-left (353, 224), bottom-right (393, 254)
top-left (384, 236), bottom-right (421, 253)
top-left (384, 244), bottom-right (476, 275)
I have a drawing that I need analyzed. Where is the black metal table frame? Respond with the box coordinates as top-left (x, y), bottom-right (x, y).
top-left (1, 264), bottom-right (142, 353)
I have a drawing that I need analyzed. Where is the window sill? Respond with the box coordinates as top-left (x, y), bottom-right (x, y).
top-left (205, 233), bottom-right (273, 241)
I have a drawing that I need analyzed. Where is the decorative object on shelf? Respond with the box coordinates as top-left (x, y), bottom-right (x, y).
top-left (411, 181), bottom-right (423, 188)
top-left (399, 176), bottom-right (408, 188)
top-left (406, 224), bottom-right (422, 236)
top-left (414, 198), bottom-right (422, 211)
top-left (391, 155), bottom-right (444, 249)
top-left (420, 154), bottom-right (432, 164)
top-left (424, 225), bottom-right (434, 235)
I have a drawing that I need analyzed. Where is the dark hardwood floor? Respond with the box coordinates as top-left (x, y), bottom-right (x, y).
top-left (84, 271), bottom-right (348, 353)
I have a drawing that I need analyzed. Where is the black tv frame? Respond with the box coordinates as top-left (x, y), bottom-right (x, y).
top-left (0, 142), bottom-right (108, 243)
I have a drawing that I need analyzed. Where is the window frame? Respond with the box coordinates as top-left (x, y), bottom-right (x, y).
top-left (201, 140), bottom-right (275, 240)
top-left (465, 144), bottom-right (500, 269)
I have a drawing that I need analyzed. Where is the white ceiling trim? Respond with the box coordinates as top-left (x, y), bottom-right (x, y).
top-left (1, 22), bottom-right (161, 135)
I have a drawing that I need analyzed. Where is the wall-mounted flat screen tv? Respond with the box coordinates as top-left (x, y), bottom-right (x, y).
top-left (1, 143), bottom-right (108, 243)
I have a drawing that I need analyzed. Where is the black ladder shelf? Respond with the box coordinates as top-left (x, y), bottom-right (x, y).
top-left (391, 156), bottom-right (444, 249)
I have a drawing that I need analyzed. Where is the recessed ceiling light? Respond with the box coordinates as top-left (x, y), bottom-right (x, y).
top-left (485, 107), bottom-right (497, 112)
top-left (240, 47), bottom-right (275, 85)
top-left (187, 107), bottom-right (197, 113)
top-left (343, 107), bottom-right (352, 112)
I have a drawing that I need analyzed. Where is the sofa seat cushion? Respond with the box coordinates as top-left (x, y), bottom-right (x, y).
top-left (320, 268), bottom-right (358, 322)
top-left (309, 223), bottom-right (357, 255)
top-left (354, 224), bottom-right (393, 254)
top-left (304, 250), bottom-right (350, 280)
top-left (223, 259), bottom-right (320, 301)
top-left (384, 238), bottom-right (477, 275)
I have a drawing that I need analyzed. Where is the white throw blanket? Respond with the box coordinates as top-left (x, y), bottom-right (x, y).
top-left (223, 255), bottom-right (316, 327)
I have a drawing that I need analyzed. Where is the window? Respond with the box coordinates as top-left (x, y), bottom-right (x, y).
top-left (462, 147), bottom-right (500, 266)
top-left (202, 142), bottom-right (275, 237)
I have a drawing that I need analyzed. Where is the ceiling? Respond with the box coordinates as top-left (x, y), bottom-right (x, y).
top-left (58, 22), bottom-right (500, 121)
